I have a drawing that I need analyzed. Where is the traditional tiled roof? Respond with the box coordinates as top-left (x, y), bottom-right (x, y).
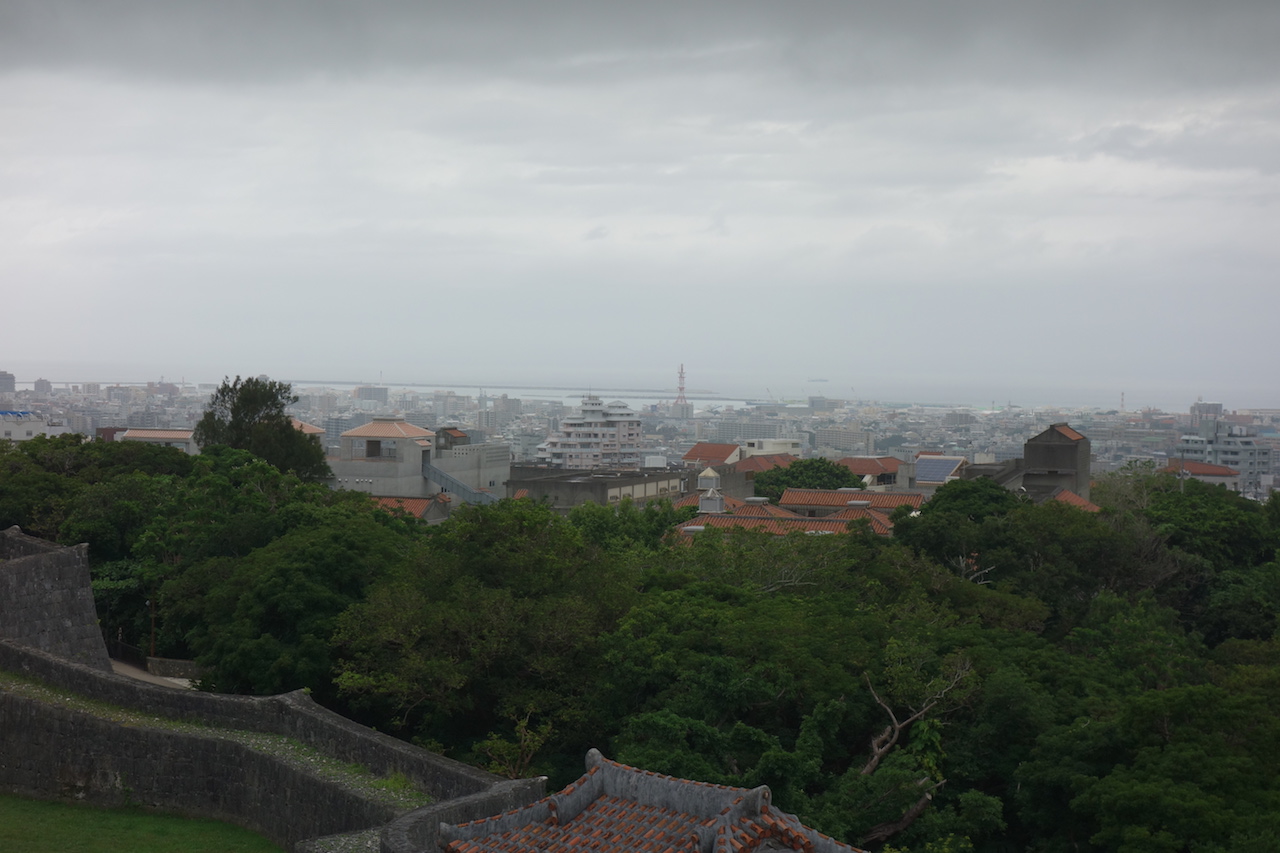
top-left (373, 497), bottom-right (431, 518)
top-left (440, 750), bottom-right (865, 853)
top-left (1053, 424), bottom-right (1085, 441)
top-left (341, 418), bottom-right (435, 439)
top-left (291, 418), bottom-right (325, 435)
top-left (1162, 459), bottom-right (1240, 477)
top-left (678, 515), bottom-right (864, 536)
top-left (1049, 489), bottom-right (1101, 513)
top-left (778, 489), bottom-right (924, 511)
top-left (836, 457), bottom-right (902, 476)
top-left (673, 493), bottom-right (747, 511)
top-left (512, 488), bottom-right (530, 500)
top-left (824, 507), bottom-right (895, 535)
top-left (731, 503), bottom-right (803, 519)
top-left (120, 428), bottom-right (194, 441)
top-left (683, 443), bottom-right (740, 465)
top-left (734, 454), bottom-right (797, 473)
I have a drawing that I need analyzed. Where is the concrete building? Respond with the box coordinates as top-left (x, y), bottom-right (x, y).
top-left (536, 396), bottom-right (643, 469)
top-left (329, 417), bottom-right (509, 507)
top-left (1023, 423), bottom-right (1092, 501)
top-left (1, 412), bottom-right (73, 442)
top-left (119, 428), bottom-right (197, 454)
top-left (507, 466), bottom-right (691, 512)
top-left (0, 371), bottom-right (14, 393)
top-left (1174, 419), bottom-right (1271, 496)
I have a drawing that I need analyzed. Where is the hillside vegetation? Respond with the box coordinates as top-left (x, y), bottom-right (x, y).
top-left (4, 435), bottom-right (1280, 852)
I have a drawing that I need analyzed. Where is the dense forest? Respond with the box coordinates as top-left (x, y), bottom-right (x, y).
top-left (3, 433), bottom-right (1280, 852)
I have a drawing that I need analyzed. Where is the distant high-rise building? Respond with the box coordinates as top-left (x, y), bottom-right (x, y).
top-left (0, 371), bottom-right (15, 393)
top-left (33, 378), bottom-right (52, 393)
top-left (536, 396), bottom-right (643, 469)
top-left (354, 386), bottom-right (389, 404)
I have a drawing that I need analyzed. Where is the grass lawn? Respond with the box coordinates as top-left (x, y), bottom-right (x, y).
top-left (0, 793), bottom-right (283, 853)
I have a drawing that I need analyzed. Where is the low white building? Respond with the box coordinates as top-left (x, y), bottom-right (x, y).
top-left (1, 412), bottom-right (73, 442)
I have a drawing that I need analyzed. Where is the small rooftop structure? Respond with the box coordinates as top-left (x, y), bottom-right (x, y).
top-left (439, 749), bottom-right (865, 853)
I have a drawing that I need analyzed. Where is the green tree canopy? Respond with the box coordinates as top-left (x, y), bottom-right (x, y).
top-left (752, 457), bottom-right (863, 503)
top-left (193, 375), bottom-right (330, 480)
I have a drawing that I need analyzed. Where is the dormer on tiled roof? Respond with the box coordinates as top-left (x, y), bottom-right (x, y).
top-left (439, 750), bottom-right (867, 853)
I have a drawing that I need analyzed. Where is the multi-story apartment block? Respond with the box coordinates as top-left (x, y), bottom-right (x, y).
top-left (536, 396), bottom-right (643, 469)
top-left (1175, 420), bottom-right (1272, 496)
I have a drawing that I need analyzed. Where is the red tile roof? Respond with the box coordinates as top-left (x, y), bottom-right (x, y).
top-left (291, 418), bottom-right (325, 435)
top-left (440, 750), bottom-right (866, 853)
top-left (1162, 459), bottom-right (1240, 477)
top-left (731, 503), bottom-right (803, 518)
top-left (512, 488), bottom-right (530, 500)
top-left (682, 442), bottom-right (740, 465)
top-left (836, 456), bottom-right (902, 476)
top-left (372, 497), bottom-right (431, 518)
top-left (825, 506), bottom-right (895, 534)
top-left (1050, 490), bottom-right (1101, 512)
top-left (673, 493), bottom-right (747, 510)
top-left (1053, 424), bottom-right (1086, 441)
top-left (778, 489), bottom-right (925, 510)
top-left (734, 453), bottom-right (797, 473)
top-left (341, 419), bottom-right (434, 439)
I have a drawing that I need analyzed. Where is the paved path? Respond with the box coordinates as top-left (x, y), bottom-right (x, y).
top-left (109, 658), bottom-right (193, 689)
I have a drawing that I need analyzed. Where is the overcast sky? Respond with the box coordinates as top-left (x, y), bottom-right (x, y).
top-left (4, 1), bottom-right (1278, 410)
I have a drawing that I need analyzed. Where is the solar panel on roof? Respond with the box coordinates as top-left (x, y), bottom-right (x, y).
top-left (916, 457), bottom-right (962, 482)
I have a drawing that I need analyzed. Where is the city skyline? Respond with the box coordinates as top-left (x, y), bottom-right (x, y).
top-left (4, 2), bottom-right (1279, 411)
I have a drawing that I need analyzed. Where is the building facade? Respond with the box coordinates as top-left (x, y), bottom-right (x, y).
top-left (536, 396), bottom-right (643, 469)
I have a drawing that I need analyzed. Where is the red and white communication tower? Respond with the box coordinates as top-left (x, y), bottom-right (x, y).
top-left (675, 364), bottom-right (689, 407)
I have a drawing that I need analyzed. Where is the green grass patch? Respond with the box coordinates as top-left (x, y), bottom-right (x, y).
top-left (0, 792), bottom-right (283, 853)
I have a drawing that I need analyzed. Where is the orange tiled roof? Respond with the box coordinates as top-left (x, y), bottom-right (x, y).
top-left (1050, 490), bottom-right (1101, 513)
top-left (672, 493), bottom-right (747, 510)
top-left (512, 488), bottom-right (530, 500)
top-left (836, 456), bottom-right (901, 476)
top-left (120, 428), bottom-right (194, 441)
top-left (440, 750), bottom-right (866, 853)
top-left (341, 419), bottom-right (434, 439)
top-left (731, 503), bottom-right (803, 518)
top-left (778, 488), bottom-right (925, 510)
top-left (825, 506), bottom-right (895, 535)
top-left (291, 418), bottom-right (325, 435)
top-left (1162, 459), bottom-right (1240, 477)
top-left (678, 514), bottom-right (866, 536)
top-left (734, 453), bottom-right (797, 473)
top-left (372, 496), bottom-right (431, 518)
top-left (682, 442), bottom-right (740, 464)
top-left (1054, 424), bottom-right (1086, 441)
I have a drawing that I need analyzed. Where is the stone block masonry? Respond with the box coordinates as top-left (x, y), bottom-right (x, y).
top-left (0, 639), bottom-right (545, 851)
top-left (0, 526), bottom-right (111, 671)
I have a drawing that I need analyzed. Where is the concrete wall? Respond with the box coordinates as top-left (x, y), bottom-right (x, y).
top-left (0, 527), bottom-right (110, 672)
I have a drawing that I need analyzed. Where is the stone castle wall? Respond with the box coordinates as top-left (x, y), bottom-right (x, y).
top-left (0, 526), bottom-right (111, 671)
top-left (0, 638), bottom-right (545, 851)
top-left (0, 527), bottom-right (545, 851)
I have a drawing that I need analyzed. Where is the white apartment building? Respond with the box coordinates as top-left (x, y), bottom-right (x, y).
top-left (1175, 420), bottom-right (1272, 496)
top-left (536, 396), bottom-right (643, 469)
